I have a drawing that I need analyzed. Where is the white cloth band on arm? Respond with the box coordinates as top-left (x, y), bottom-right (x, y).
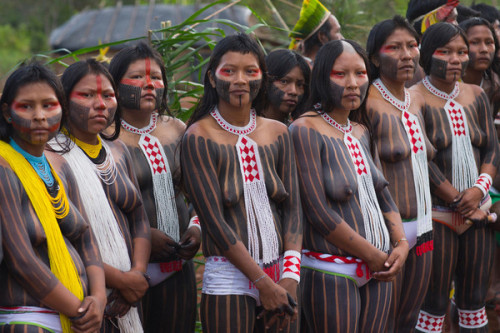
top-left (188, 215), bottom-right (201, 232)
top-left (473, 173), bottom-right (493, 198)
top-left (282, 250), bottom-right (301, 283)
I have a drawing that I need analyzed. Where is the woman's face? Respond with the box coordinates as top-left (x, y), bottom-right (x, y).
top-left (119, 58), bottom-right (165, 112)
top-left (4, 82), bottom-right (62, 146)
top-left (429, 35), bottom-right (469, 83)
top-left (268, 65), bottom-right (305, 115)
top-left (69, 73), bottom-right (117, 136)
top-left (377, 28), bottom-right (419, 83)
top-left (210, 51), bottom-right (263, 108)
top-left (466, 25), bottom-right (495, 72)
top-left (329, 44), bottom-right (369, 112)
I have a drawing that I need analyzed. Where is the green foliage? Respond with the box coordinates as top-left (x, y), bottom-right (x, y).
top-left (0, 24), bottom-right (32, 77)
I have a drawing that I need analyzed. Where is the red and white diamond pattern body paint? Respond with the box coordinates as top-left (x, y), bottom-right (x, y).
top-left (416, 310), bottom-right (445, 332)
top-left (239, 136), bottom-right (260, 182)
top-left (457, 307), bottom-right (488, 329)
top-left (320, 111), bottom-right (390, 252)
top-left (422, 76), bottom-right (478, 192)
top-left (211, 106), bottom-right (279, 265)
top-left (121, 112), bottom-right (180, 242)
top-left (282, 250), bottom-right (301, 282)
top-left (140, 135), bottom-right (166, 174)
top-left (373, 78), bottom-right (433, 255)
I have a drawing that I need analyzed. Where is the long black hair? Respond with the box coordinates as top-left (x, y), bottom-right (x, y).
top-left (265, 49), bottom-right (311, 119)
top-left (61, 58), bottom-right (120, 140)
top-left (186, 33), bottom-right (268, 127)
top-left (420, 22), bottom-right (469, 75)
top-left (0, 62), bottom-right (66, 143)
top-left (366, 15), bottom-right (419, 80)
top-left (109, 41), bottom-right (170, 116)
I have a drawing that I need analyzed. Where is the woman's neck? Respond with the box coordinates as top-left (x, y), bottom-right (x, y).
top-left (68, 124), bottom-right (100, 145)
top-left (11, 136), bottom-right (45, 157)
top-left (262, 105), bottom-right (287, 123)
top-left (327, 107), bottom-right (351, 127)
top-left (379, 76), bottom-right (406, 101)
top-left (462, 67), bottom-right (484, 86)
top-left (217, 100), bottom-right (253, 127)
top-left (428, 75), bottom-right (457, 94)
top-left (121, 107), bottom-right (155, 129)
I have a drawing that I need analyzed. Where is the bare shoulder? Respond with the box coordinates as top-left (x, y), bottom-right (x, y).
top-left (157, 115), bottom-right (186, 135)
top-left (105, 138), bottom-right (128, 154)
top-left (257, 116), bottom-right (288, 135)
top-left (183, 114), bottom-right (216, 139)
top-left (351, 121), bottom-right (369, 138)
top-left (290, 111), bottom-right (321, 130)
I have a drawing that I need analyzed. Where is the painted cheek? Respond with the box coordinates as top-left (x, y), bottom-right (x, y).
top-left (10, 110), bottom-right (32, 133)
top-left (47, 113), bottom-right (62, 134)
top-left (153, 80), bottom-right (165, 89)
top-left (249, 79), bottom-right (262, 101)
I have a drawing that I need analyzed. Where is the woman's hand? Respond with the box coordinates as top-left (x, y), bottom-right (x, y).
top-left (372, 241), bottom-right (409, 281)
top-left (71, 296), bottom-right (105, 333)
top-left (256, 276), bottom-right (297, 330)
top-left (177, 227), bottom-right (201, 260)
top-left (453, 187), bottom-right (483, 216)
top-left (150, 228), bottom-right (179, 262)
top-left (105, 290), bottom-right (131, 319)
top-left (117, 270), bottom-right (149, 304)
top-left (365, 249), bottom-right (389, 273)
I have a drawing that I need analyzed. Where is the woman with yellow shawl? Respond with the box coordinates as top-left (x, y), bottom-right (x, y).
top-left (0, 63), bottom-right (106, 332)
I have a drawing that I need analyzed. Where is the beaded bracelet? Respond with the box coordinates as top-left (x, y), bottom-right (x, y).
top-left (393, 238), bottom-right (408, 248)
top-left (282, 250), bottom-right (301, 283)
top-left (473, 173), bottom-right (492, 198)
top-left (253, 274), bottom-right (267, 285)
top-left (188, 215), bottom-right (201, 232)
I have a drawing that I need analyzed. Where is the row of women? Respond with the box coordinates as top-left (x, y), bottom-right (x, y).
top-left (0, 14), bottom-right (498, 333)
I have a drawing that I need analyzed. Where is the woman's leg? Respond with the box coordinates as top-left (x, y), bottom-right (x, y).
top-left (454, 225), bottom-right (495, 332)
top-left (300, 268), bottom-right (360, 333)
top-left (359, 278), bottom-right (393, 332)
top-left (141, 260), bottom-right (197, 333)
top-left (394, 248), bottom-right (433, 332)
top-left (201, 294), bottom-right (256, 333)
top-left (417, 222), bottom-right (459, 332)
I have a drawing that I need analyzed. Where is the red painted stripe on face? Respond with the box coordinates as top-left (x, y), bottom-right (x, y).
top-left (46, 102), bottom-right (61, 111)
top-left (70, 91), bottom-right (88, 100)
top-left (248, 68), bottom-right (261, 77)
top-left (434, 50), bottom-right (447, 56)
top-left (96, 75), bottom-right (105, 107)
top-left (11, 102), bottom-right (27, 111)
top-left (145, 58), bottom-right (152, 86)
top-left (380, 45), bottom-right (395, 53)
top-left (11, 122), bottom-right (31, 133)
top-left (47, 122), bottom-right (60, 132)
top-left (330, 70), bottom-right (344, 78)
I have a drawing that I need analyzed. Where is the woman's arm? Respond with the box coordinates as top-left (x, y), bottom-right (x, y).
top-left (289, 124), bottom-right (387, 272)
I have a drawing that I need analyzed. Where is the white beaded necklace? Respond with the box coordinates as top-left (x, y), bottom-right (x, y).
top-left (121, 112), bottom-right (180, 242)
top-left (422, 76), bottom-right (478, 192)
top-left (373, 78), bottom-right (433, 255)
top-left (210, 106), bottom-right (279, 265)
top-left (320, 109), bottom-right (390, 252)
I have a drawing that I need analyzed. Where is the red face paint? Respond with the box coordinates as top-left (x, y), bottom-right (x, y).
top-left (330, 70), bottom-right (344, 78)
top-left (218, 68), bottom-right (232, 77)
top-left (434, 50), bottom-right (447, 56)
top-left (96, 75), bottom-right (105, 107)
top-left (380, 44), bottom-right (396, 53)
top-left (46, 102), bottom-right (61, 111)
top-left (145, 58), bottom-right (153, 87)
top-left (248, 68), bottom-right (261, 77)
top-left (12, 102), bottom-right (29, 111)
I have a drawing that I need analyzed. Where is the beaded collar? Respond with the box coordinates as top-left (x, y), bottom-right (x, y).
top-left (320, 111), bottom-right (352, 134)
top-left (210, 106), bottom-right (257, 136)
top-left (422, 76), bottom-right (459, 100)
top-left (373, 78), bottom-right (410, 113)
top-left (121, 112), bottom-right (158, 135)
top-left (10, 139), bottom-right (54, 187)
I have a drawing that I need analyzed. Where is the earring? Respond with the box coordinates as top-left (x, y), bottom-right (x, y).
top-left (7, 117), bottom-right (11, 122)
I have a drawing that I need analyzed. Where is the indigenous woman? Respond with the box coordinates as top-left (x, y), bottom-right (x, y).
top-left (411, 22), bottom-right (499, 332)
top-left (262, 49), bottom-right (310, 124)
top-left (181, 33), bottom-right (302, 333)
top-left (460, 17), bottom-right (500, 118)
top-left (365, 16), bottom-right (434, 332)
top-left (290, 39), bottom-right (409, 333)
top-left (109, 42), bottom-right (200, 333)
top-left (0, 63), bottom-right (106, 332)
top-left (50, 59), bottom-right (151, 333)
